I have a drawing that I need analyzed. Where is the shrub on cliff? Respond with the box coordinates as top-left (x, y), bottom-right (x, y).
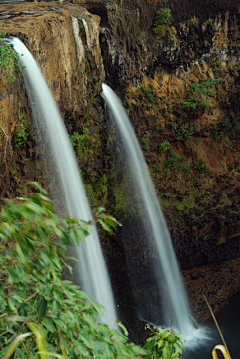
top-left (153, 8), bottom-right (173, 38)
top-left (0, 25), bottom-right (19, 81)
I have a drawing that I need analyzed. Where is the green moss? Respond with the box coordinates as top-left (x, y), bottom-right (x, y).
top-left (140, 131), bottom-right (151, 151)
top-left (70, 127), bottom-right (101, 170)
top-left (14, 102), bottom-right (32, 148)
top-left (84, 174), bottom-right (108, 208)
top-left (174, 197), bottom-right (195, 213)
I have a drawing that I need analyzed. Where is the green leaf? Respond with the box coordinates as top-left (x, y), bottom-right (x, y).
top-left (42, 317), bottom-right (56, 333)
top-left (27, 322), bottom-right (48, 359)
top-left (16, 243), bottom-right (29, 265)
top-left (1, 332), bottom-right (33, 359)
top-left (53, 290), bottom-right (63, 303)
top-left (97, 219), bottom-right (112, 233)
top-left (54, 318), bottom-right (66, 330)
top-left (8, 297), bottom-right (17, 312)
top-left (75, 342), bottom-right (89, 356)
top-left (93, 341), bottom-right (108, 350)
top-left (37, 351), bottom-right (66, 359)
top-left (37, 296), bottom-right (48, 318)
top-left (115, 320), bottom-right (129, 336)
top-left (79, 332), bottom-right (94, 349)
top-left (29, 181), bottom-right (48, 195)
top-left (7, 267), bottom-right (19, 282)
top-left (163, 345), bottom-right (170, 359)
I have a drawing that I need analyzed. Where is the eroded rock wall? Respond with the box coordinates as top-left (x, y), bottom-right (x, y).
top-left (91, 0), bottom-right (240, 268)
top-left (0, 1), bottom-right (104, 197)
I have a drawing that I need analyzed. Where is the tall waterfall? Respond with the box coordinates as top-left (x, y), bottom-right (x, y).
top-left (8, 38), bottom-right (117, 327)
top-left (102, 83), bottom-right (207, 344)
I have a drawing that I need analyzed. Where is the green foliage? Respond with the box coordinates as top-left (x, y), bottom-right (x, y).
top-left (188, 16), bottom-right (199, 25)
top-left (164, 151), bottom-right (192, 179)
top-left (165, 151), bottom-right (183, 169)
top-left (201, 100), bottom-right (211, 106)
top-left (139, 83), bottom-right (158, 104)
top-left (140, 131), bottom-right (151, 150)
top-left (188, 78), bottom-right (224, 94)
top-left (181, 78), bottom-right (224, 109)
top-left (0, 25), bottom-right (19, 82)
top-left (0, 183), bottom-right (147, 359)
top-left (180, 95), bottom-right (198, 109)
top-left (14, 102), bottom-right (32, 148)
top-left (135, 31), bottom-right (146, 43)
top-left (226, 139), bottom-right (236, 151)
top-left (94, 206), bottom-right (121, 235)
top-left (15, 122), bottom-right (27, 148)
top-left (70, 128), bottom-right (101, 170)
top-left (229, 90), bottom-right (240, 106)
top-left (0, 183), bottom-right (185, 358)
top-left (153, 8), bottom-right (173, 38)
top-left (84, 174), bottom-right (108, 208)
top-left (166, 106), bottom-right (174, 113)
top-left (211, 117), bottom-right (240, 140)
top-left (175, 123), bottom-right (194, 141)
top-left (159, 140), bottom-right (171, 153)
top-left (194, 158), bottom-right (207, 173)
top-left (154, 8), bottom-right (172, 26)
top-left (210, 57), bottom-right (223, 73)
top-left (153, 164), bottom-right (161, 171)
top-left (70, 128), bottom-right (89, 152)
top-left (174, 197), bottom-right (195, 213)
top-left (15, 121), bottom-right (30, 148)
top-left (154, 25), bottom-right (174, 38)
top-left (110, 167), bottom-right (140, 218)
top-left (144, 324), bottom-right (184, 359)
top-left (169, 122), bottom-right (194, 141)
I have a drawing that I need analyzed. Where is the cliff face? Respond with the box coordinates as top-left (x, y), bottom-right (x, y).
top-left (1, 0), bottom-right (240, 334)
top-left (0, 1), bottom-right (104, 196)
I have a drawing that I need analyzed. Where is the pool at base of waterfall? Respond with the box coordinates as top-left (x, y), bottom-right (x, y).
top-left (183, 291), bottom-right (240, 359)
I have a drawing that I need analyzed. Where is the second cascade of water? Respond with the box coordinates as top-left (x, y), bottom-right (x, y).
top-left (102, 83), bottom-right (208, 347)
top-left (8, 37), bottom-right (117, 327)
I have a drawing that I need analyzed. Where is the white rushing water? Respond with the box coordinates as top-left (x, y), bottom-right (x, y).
top-left (102, 83), bottom-right (208, 346)
top-left (8, 37), bottom-right (117, 327)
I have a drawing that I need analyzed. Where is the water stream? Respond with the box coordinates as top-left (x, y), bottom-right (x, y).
top-left (102, 83), bottom-right (208, 346)
top-left (8, 37), bottom-right (117, 327)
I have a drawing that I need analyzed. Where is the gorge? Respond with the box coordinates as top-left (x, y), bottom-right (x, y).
top-left (1, 0), bottom-right (240, 353)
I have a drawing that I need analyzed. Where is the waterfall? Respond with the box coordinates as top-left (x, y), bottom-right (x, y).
top-left (102, 83), bottom-right (208, 345)
top-left (8, 37), bottom-right (117, 327)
